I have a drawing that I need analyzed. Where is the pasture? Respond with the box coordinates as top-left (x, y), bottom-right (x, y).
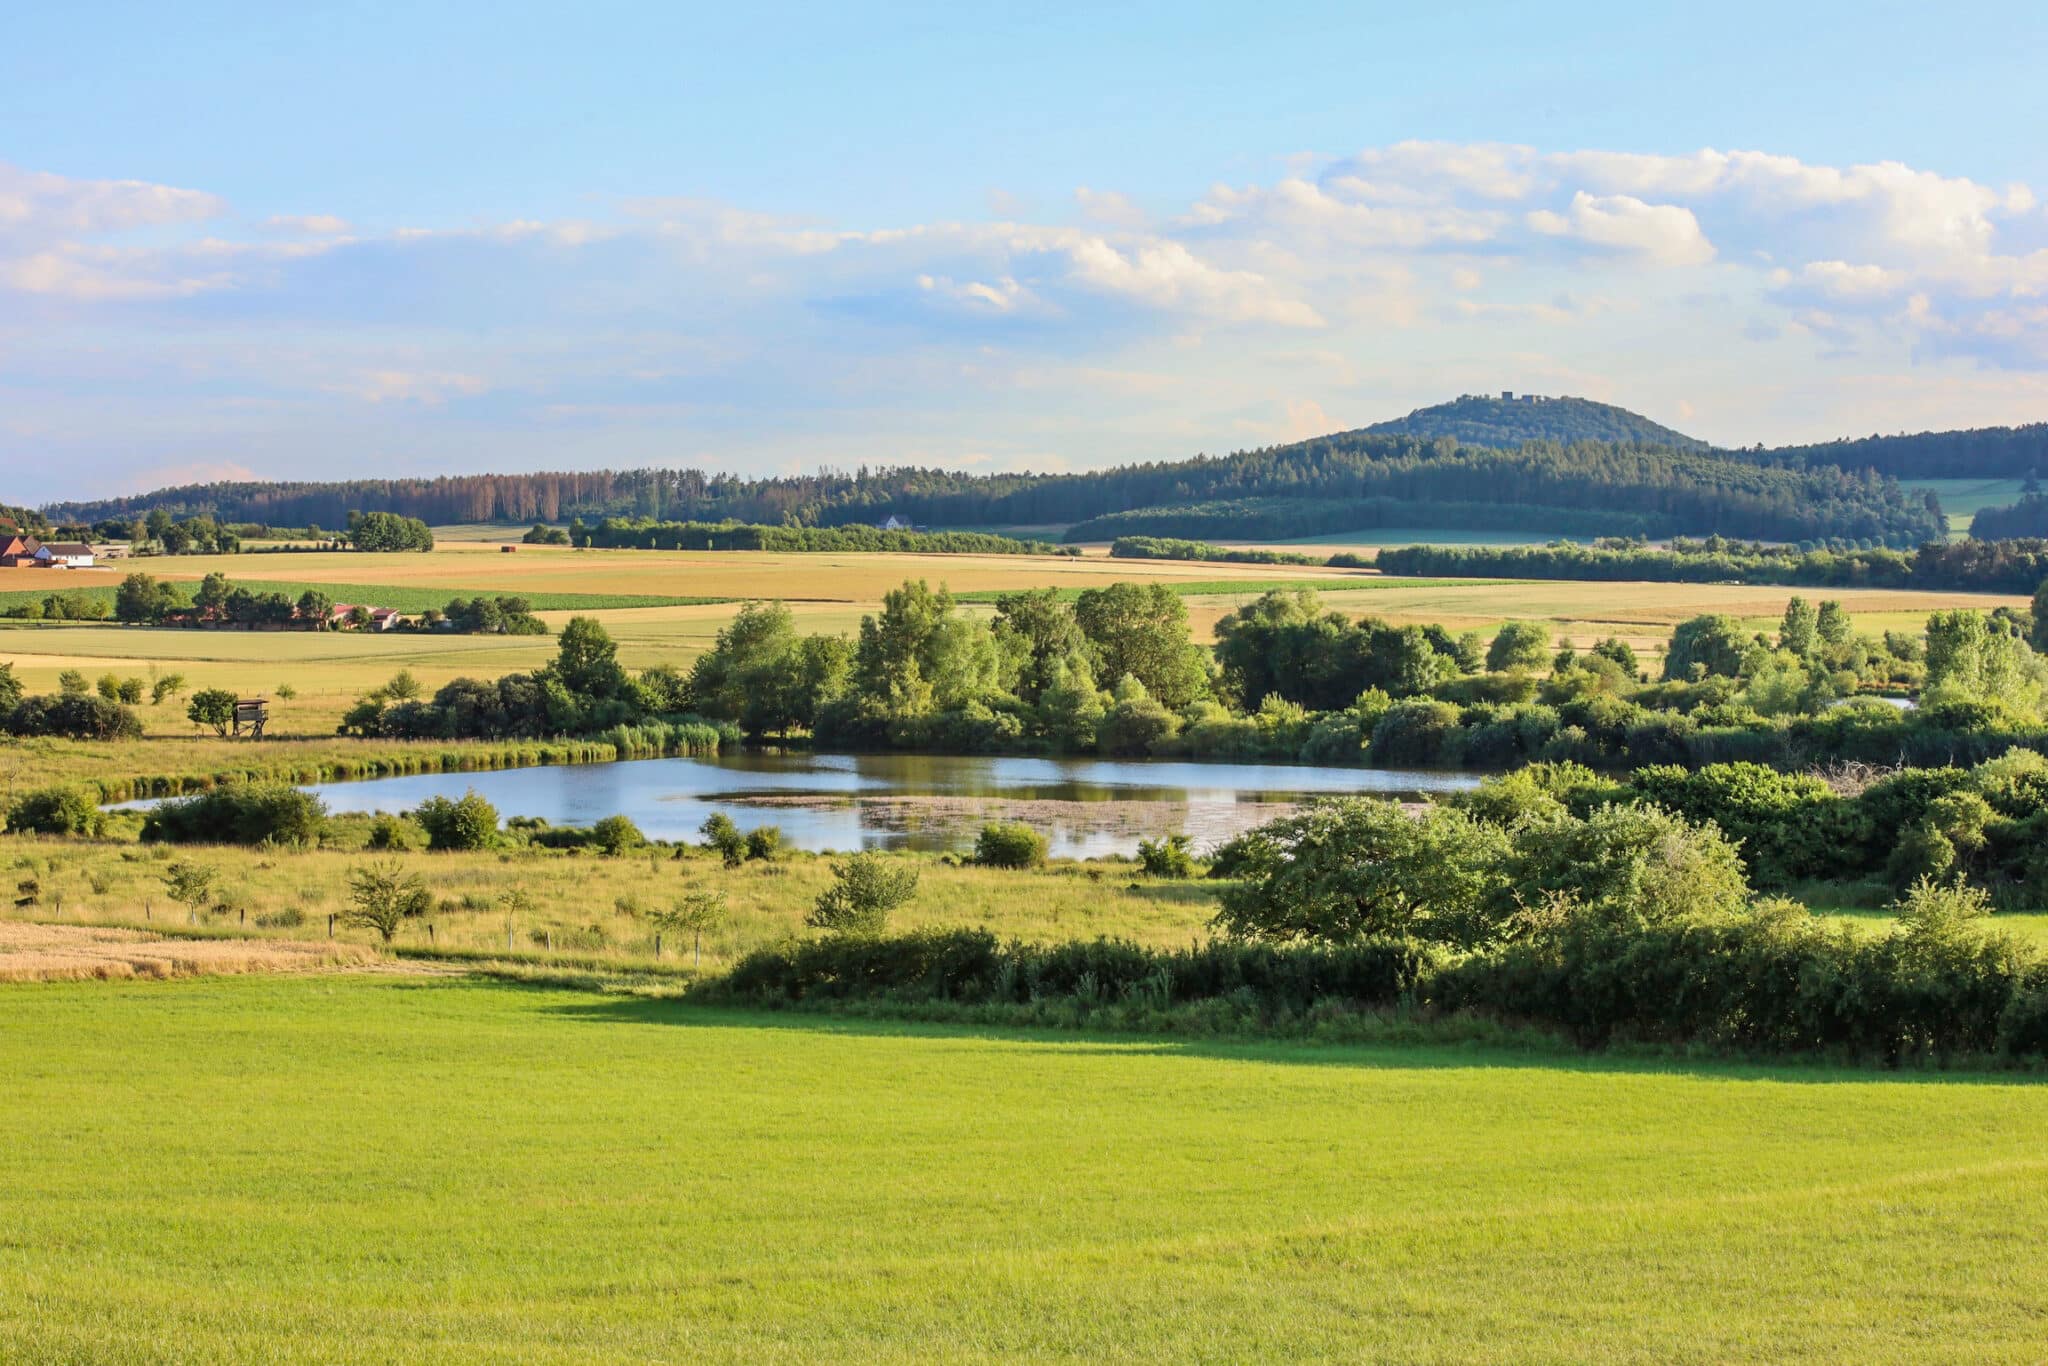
top-left (1898, 477), bottom-right (2030, 536)
top-left (2, 972), bottom-right (2046, 1362)
top-left (0, 837), bottom-right (1222, 965)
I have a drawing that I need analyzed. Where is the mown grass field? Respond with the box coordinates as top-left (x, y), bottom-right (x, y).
top-left (2, 972), bottom-right (2046, 1362)
top-left (1899, 477), bottom-right (2028, 536)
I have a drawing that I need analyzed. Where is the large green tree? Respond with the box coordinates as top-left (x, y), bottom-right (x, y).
top-left (1073, 583), bottom-right (1209, 710)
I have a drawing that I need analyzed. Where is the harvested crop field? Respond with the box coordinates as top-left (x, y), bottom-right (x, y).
top-left (0, 922), bottom-right (377, 982)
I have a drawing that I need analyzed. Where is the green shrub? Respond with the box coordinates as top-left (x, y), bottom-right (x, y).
top-left (974, 821), bottom-right (1048, 869)
top-left (365, 814), bottom-right (413, 851)
top-left (1136, 834), bottom-right (1195, 879)
top-left (808, 851), bottom-right (920, 935)
top-left (413, 790), bottom-right (500, 850)
top-left (1214, 799), bottom-right (1511, 949)
top-left (745, 825), bottom-right (783, 862)
top-left (5, 693), bottom-right (144, 740)
top-left (5, 786), bottom-right (106, 838)
top-left (141, 784), bottom-right (327, 847)
top-left (589, 813), bottom-right (646, 856)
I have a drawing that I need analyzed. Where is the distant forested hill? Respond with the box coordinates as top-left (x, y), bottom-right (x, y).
top-left (1365, 394), bottom-right (1708, 450)
top-left (1757, 425), bottom-right (2048, 481)
top-left (43, 427), bottom-right (1945, 548)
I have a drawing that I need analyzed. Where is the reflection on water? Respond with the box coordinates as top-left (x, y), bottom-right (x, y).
top-left (293, 752), bottom-right (1481, 857)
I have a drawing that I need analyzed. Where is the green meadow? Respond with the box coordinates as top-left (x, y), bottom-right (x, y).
top-left (2, 973), bottom-right (2046, 1363)
top-left (1898, 478), bottom-right (2030, 536)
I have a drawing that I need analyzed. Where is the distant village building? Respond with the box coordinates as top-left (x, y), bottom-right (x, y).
top-left (327, 603), bottom-right (407, 631)
top-left (1, 537), bottom-right (96, 568)
top-left (39, 542), bottom-right (96, 568)
top-left (880, 515), bottom-right (913, 532)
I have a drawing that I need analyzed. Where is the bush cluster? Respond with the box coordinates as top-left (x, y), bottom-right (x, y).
top-left (973, 821), bottom-right (1048, 869)
top-left (5, 786), bottom-right (106, 838)
top-left (715, 882), bottom-right (2048, 1066)
top-left (140, 784), bottom-right (328, 846)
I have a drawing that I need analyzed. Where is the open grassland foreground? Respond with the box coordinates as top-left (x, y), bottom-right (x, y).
top-left (0, 973), bottom-right (2045, 1363)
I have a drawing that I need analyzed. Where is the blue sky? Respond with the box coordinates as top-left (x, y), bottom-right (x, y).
top-left (4, 0), bottom-right (2047, 501)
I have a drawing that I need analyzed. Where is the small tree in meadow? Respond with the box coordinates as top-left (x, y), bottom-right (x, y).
top-left (808, 851), bottom-right (919, 936)
top-left (151, 673), bottom-right (187, 706)
top-left (343, 861), bottom-right (433, 943)
top-left (653, 890), bottom-right (729, 966)
top-left (700, 813), bottom-right (747, 867)
top-left (161, 861), bottom-right (218, 918)
top-left (187, 688), bottom-right (237, 737)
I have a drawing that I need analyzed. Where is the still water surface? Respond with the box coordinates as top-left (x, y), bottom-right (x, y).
top-left (299, 752), bottom-right (1481, 857)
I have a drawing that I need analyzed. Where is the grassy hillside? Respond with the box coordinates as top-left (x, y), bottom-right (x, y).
top-left (1900, 478), bottom-right (2031, 536)
top-left (4, 973), bottom-right (2047, 1361)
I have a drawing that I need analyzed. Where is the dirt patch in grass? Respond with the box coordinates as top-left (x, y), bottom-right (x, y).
top-left (0, 922), bottom-right (379, 983)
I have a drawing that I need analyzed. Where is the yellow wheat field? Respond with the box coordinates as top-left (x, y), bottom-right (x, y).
top-left (0, 922), bottom-right (377, 983)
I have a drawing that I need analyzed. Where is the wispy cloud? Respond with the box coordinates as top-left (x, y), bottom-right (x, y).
top-left (6, 140), bottom-right (2048, 500)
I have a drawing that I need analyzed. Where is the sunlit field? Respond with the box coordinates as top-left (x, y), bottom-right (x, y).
top-left (1899, 478), bottom-right (2029, 536)
top-left (2, 542), bottom-right (2026, 736)
top-left (2, 973), bottom-right (2046, 1362)
top-left (0, 836), bottom-right (1221, 965)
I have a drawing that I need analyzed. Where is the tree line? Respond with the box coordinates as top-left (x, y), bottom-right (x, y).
top-left (570, 519), bottom-right (1073, 555)
top-left (39, 429), bottom-right (1944, 547)
top-left (1377, 536), bottom-right (2048, 595)
top-left (334, 577), bottom-right (2048, 777)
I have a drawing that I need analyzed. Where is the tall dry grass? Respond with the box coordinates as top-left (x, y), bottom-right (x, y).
top-left (0, 922), bottom-right (376, 983)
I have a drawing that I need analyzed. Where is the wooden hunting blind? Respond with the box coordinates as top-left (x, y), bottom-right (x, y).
top-left (234, 698), bottom-right (269, 738)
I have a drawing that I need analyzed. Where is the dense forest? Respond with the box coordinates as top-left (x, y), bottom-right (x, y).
top-left (572, 520), bottom-right (1072, 555)
top-left (1377, 537), bottom-right (2048, 595)
top-left (1364, 394), bottom-right (1708, 450)
top-left (1759, 425), bottom-right (2048, 481)
top-left (1970, 494), bottom-right (2048, 540)
top-left (42, 429), bottom-right (1944, 547)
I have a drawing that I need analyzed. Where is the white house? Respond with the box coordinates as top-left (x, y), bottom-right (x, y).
top-left (38, 542), bottom-right (96, 568)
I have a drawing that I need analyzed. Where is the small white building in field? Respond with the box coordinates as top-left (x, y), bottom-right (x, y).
top-left (39, 542), bottom-right (96, 568)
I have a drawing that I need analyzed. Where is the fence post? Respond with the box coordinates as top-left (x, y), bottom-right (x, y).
top-left (145, 900), bottom-right (151, 921)
top-left (239, 907), bottom-right (246, 926)
top-left (654, 933), bottom-right (662, 960)
top-left (546, 930), bottom-right (554, 953)
top-left (327, 914), bottom-right (334, 939)
top-left (428, 923), bottom-right (435, 946)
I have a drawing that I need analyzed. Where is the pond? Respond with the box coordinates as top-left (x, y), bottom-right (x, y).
top-left (294, 752), bottom-right (1482, 857)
